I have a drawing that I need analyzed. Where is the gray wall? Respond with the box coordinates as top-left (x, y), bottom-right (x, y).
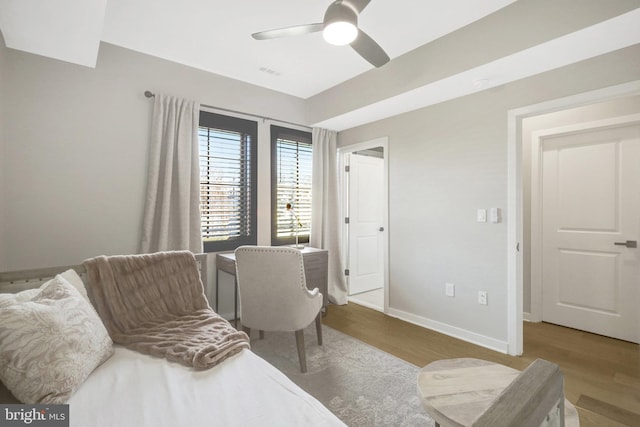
top-left (338, 45), bottom-right (640, 343)
top-left (0, 30), bottom-right (7, 269)
top-left (1, 42), bottom-right (307, 271)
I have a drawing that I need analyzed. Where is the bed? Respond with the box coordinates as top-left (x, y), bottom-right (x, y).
top-left (0, 253), bottom-right (346, 427)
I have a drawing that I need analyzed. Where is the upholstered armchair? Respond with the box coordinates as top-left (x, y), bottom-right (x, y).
top-left (234, 246), bottom-right (323, 373)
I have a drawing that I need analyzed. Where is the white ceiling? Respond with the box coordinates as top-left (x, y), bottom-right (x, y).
top-left (1, 1), bottom-right (639, 131)
top-left (0, 0), bottom-right (107, 67)
top-left (104, 0), bottom-right (526, 98)
top-left (2, 0), bottom-right (518, 98)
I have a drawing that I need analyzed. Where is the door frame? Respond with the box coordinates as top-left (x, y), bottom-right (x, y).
top-left (507, 80), bottom-right (640, 356)
top-left (338, 137), bottom-right (390, 313)
top-left (530, 113), bottom-right (640, 323)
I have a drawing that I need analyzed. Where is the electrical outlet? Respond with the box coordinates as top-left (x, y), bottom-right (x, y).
top-left (478, 291), bottom-right (488, 305)
top-left (446, 283), bottom-right (455, 297)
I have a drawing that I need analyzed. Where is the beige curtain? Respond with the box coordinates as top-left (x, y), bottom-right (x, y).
top-left (140, 93), bottom-right (203, 254)
top-left (310, 128), bottom-right (348, 305)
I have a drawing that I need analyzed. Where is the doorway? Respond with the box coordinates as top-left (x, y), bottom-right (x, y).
top-left (339, 137), bottom-right (389, 313)
top-left (531, 114), bottom-right (640, 343)
top-left (507, 81), bottom-right (640, 355)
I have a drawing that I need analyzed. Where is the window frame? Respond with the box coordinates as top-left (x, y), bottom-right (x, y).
top-left (199, 110), bottom-right (258, 253)
top-left (270, 125), bottom-right (313, 246)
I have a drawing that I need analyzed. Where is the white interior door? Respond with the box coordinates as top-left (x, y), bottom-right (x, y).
top-left (541, 120), bottom-right (640, 343)
top-left (348, 153), bottom-right (384, 295)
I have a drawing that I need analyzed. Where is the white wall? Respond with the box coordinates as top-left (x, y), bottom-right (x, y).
top-left (1, 42), bottom-right (308, 275)
top-left (521, 95), bottom-right (640, 314)
top-left (337, 45), bottom-right (640, 349)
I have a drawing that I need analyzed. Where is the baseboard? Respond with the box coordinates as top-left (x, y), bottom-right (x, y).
top-left (386, 307), bottom-right (509, 354)
top-left (524, 311), bottom-right (542, 322)
top-left (348, 296), bottom-right (384, 312)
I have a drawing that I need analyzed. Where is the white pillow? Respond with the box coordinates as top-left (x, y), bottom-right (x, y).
top-left (0, 275), bottom-right (113, 403)
top-left (2, 268), bottom-right (89, 302)
top-left (60, 268), bottom-right (90, 302)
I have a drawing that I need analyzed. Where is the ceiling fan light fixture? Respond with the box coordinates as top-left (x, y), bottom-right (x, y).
top-left (252, 0), bottom-right (389, 67)
top-left (322, 1), bottom-right (358, 46)
top-left (323, 21), bottom-right (358, 45)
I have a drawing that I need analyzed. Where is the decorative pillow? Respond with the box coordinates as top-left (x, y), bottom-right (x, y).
top-left (59, 268), bottom-right (90, 302)
top-left (12, 269), bottom-right (90, 302)
top-left (0, 275), bottom-right (114, 403)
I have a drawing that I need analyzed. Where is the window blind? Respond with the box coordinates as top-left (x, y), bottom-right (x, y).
top-left (271, 126), bottom-right (312, 245)
top-left (199, 111), bottom-right (257, 251)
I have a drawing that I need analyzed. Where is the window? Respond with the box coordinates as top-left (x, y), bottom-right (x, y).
top-left (271, 126), bottom-right (313, 245)
top-left (199, 111), bottom-right (257, 252)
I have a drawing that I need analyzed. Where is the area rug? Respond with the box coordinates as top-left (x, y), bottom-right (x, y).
top-left (250, 324), bottom-right (434, 427)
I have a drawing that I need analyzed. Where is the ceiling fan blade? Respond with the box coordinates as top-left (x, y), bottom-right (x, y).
top-left (344, 0), bottom-right (371, 14)
top-left (350, 29), bottom-right (389, 67)
top-left (252, 23), bottom-right (323, 40)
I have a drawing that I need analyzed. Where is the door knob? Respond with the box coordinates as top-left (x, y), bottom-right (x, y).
top-left (379, 227), bottom-right (384, 232)
top-left (614, 240), bottom-right (637, 248)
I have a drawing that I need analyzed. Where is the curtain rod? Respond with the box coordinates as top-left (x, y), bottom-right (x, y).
top-left (144, 91), bottom-right (310, 130)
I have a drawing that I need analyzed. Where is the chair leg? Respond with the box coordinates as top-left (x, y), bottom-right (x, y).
top-left (259, 330), bottom-right (265, 340)
top-left (295, 329), bottom-right (307, 373)
top-left (315, 313), bottom-right (323, 346)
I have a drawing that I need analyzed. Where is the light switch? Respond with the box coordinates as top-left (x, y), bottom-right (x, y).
top-left (490, 208), bottom-right (501, 223)
top-left (446, 283), bottom-right (455, 297)
top-left (477, 209), bottom-right (487, 223)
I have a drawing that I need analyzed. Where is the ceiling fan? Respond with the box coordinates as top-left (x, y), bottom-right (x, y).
top-left (251, 0), bottom-right (390, 68)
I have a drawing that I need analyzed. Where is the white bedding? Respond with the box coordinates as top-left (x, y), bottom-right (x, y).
top-left (68, 346), bottom-right (345, 427)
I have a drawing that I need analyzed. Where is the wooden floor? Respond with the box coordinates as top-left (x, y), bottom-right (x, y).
top-left (322, 302), bottom-right (640, 427)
